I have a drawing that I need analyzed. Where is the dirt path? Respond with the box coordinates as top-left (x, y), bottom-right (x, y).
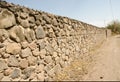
top-left (83, 35), bottom-right (120, 81)
top-left (55, 35), bottom-right (120, 81)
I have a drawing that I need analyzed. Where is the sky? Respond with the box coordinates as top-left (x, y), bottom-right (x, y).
top-left (5, 0), bottom-right (120, 27)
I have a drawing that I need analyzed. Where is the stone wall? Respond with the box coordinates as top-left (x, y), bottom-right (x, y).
top-left (0, 1), bottom-right (111, 81)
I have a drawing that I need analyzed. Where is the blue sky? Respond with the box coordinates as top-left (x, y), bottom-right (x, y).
top-left (5, 0), bottom-right (120, 27)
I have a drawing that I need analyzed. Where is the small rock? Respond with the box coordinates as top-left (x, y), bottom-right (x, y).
top-left (21, 41), bottom-right (28, 49)
top-left (29, 41), bottom-right (37, 51)
top-left (20, 19), bottom-right (29, 28)
top-left (0, 73), bottom-right (3, 80)
top-left (1, 76), bottom-right (11, 81)
top-left (35, 64), bottom-right (44, 73)
top-left (20, 12), bottom-right (28, 19)
top-left (27, 56), bottom-right (37, 66)
top-left (39, 49), bottom-right (46, 59)
top-left (0, 43), bottom-right (4, 48)
top-left (37, 71), bottom-right (44, 81)
top-left (0, 9), bottom-right (16, 29)
top-left (32, 48), bottom-right (40, 57)
top-left (21, 47), bottom-right (32, 58)
top-left (2, 53), bottom-right (10, 58)
top-left (24, 28), bottom-right (33, 43)
top-left (8, 55), bottom-right (19, 67)
top-left (10, 68), bottom-right (21, 79)
top-left (28, 16), bottom-right (35, 23)
top-left (0, 60), bottom-right (8, 72)
top-left (4, 68), bottom-right (13, 76)
top-left (6, 43), bottom-right (21, 55)
top-left (35, 26), bottom-right (45, 39)
top-left (19, 59), bottom-right (28, 69)
top-left (44, 56), bottom-right (52, 64)
top-left (22, 67), bottom-right (35, 79)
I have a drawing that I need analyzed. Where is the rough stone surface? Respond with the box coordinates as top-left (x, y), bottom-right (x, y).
top-left (35, 26), bottom-right (45, 39)
top-left (9, 25), bottom-right (25, 42)
top-left (8, 55), bottom-right (19, 67)
top-left (0, 9), bottom-right (16, 29)
top-left (10, 68), bottom-right (21, 79)
top-left (6, 43), bottom-right (21, 55)
top-left (0, 60), bottom-right (8, 72)
top-left (19, 59), bottom-right (28, 69)
top-left (21, 47), bottom-right (32, 58)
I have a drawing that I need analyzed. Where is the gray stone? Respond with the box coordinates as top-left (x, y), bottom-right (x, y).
top-left (9, 25), bottom-right (25, 42)
top-left (6, 43), bottom-right (21, 55)
top-left (22, 67), bottom-right (35, 79)
top-left (24, 28), bottom-right (35, 43)
top-left (35, 26), bottom-right (45, 39)
top-left (19, 59), bottom-right (28, 69)
top-left (10, 68), bottom-right (21, 79)
top-left (42, 14), bottom-right (51, 24)
top-left (21, 47), bottom-right (32, 58)
top-left (37, 71), bottom-right (44, 81)
top-left (20, 19), bottom-right (29, 28)
top-left (0, 9), bottom-right (16, 29)
top-left (0, 60), bottom-right (8, 72)
top-left (8, 55), bottom-right (19, 67)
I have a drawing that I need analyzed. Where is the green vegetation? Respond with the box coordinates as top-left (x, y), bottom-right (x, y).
top-left (106, 20), bottom-right (120, 34)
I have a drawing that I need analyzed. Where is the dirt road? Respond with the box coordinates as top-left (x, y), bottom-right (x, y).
top-left (55, 35), bottom-right (120, 81)
top-left (83, 35), bottom-right (120, 81)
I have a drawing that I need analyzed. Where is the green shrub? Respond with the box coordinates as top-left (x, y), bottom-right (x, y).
top-left (106, 20), bottom-right (120, 34)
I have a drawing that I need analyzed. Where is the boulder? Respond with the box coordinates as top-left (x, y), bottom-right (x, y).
top-left (0, 9), bottom-right (16, 29)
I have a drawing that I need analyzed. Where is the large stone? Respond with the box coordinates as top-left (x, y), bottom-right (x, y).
top-left (10, 68), bottom-right (21, 79)
top-left (0, 29), bottom-right (9, 42)
top-left (24, 28), bottom-right (35, 43)
top-left (6, 43), bottom-right (21, 55)
top-left (19, 59), bottom-right (28, 69)
top-left (35, 26), bottom-right (45, 39)
top-left (21, 47), bottom-right (32, 58)
top-left (0, 60), bottom-right (8, 72)
top-left (9, 25), bottom-right (25, 42)
top-left (0, 9), bottom-right (16, 29)
top-left (8, 55), bottom-right (19, 67)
